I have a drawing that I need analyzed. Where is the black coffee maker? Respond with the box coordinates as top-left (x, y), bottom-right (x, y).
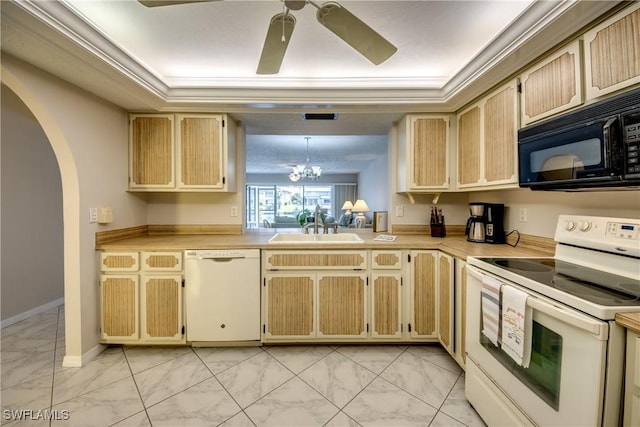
top-left (484, 203), bottom-right (505, 244)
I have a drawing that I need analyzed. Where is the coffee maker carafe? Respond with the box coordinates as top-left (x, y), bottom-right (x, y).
top-left (466, 203), bottom-right (486, 243)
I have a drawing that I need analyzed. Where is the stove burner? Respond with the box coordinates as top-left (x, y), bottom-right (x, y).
top-left (552, 278), bottom-right (640, 304)
top-left (494, 259), bottom-right (553, 273)
top-left (480, 256), bottom-right (640, 309)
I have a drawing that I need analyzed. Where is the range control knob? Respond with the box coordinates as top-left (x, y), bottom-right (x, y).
top-left (564, 220), bottom-right (576, 231)
top-left (579, 220), bottom-right (592, 232)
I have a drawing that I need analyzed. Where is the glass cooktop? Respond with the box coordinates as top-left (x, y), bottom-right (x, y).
top-left (481, 258), bottom-right (640, 307)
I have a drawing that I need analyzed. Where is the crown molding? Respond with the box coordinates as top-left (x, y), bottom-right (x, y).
top-left (2, 0), bottom-right (621, 112)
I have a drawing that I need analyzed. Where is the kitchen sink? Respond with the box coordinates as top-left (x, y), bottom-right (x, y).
top-left (267, 233), bottom-right (364, 244)
top-left (315, 233), bottom-right (364, 242)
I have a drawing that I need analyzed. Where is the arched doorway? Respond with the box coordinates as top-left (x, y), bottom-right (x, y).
top-left (1, 68), bottom-right (84, 364)
top-left (1, 85), bottom-right (64, 322)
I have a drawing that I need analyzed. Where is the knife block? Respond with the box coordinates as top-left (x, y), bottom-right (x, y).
top-left (430, 222), bottom-right (446, 238)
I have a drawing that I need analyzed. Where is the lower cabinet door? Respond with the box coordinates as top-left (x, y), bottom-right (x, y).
top-left (317, 273), bottom-right (368, 338)
top-left (371, 273), bottom-right (403, 339)
top-left (100, 274), bottom-right (139, 341)
top-left (409, 251), bottom-right (438, 339)
top-left (140, 274), bottom-right (184, 342)
top-left (264, 273), bottom-right (316, 339)
top-left (438, 253), bottom-right (454, 354)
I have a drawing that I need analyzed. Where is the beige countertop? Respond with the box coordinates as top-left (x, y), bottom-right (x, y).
top-left (96, 228), bottom-right (555, 259)
top-left (616, 312), bottom-right (640, 334)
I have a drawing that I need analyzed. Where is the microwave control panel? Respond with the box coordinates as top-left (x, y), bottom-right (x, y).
top-left (623, 112), bottom-right (640, 175)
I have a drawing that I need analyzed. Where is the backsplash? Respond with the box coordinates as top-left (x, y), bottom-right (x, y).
top-left (469, 188), bottom-right (640, 238)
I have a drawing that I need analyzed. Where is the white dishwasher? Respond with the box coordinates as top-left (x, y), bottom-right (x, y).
top-left (184, 249), bottom-right (260, 343)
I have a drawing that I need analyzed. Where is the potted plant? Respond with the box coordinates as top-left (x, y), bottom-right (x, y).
top-left (296, 209), bottom-right (312, 227)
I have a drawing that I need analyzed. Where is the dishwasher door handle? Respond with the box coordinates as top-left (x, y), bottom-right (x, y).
top-left (200, 257), bottom-right (245, 262)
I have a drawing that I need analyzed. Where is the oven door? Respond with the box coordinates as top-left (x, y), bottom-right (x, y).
top-left (465, 265), bottom-right (609, 427)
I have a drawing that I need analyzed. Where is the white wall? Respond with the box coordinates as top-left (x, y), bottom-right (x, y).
top-left (1, 85), bottom-right (64, 321)
top-left (2, 54), bottom-right (147, 361)
top-left (470, 188), bottom-right (640, 238)
top-left (358, 153), bottom-right (389, 222)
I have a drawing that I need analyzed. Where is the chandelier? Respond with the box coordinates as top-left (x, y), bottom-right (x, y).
top-left (289, 137), bottom-right (322, 182)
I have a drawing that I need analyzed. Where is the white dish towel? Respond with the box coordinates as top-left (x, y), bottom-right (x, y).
top-left (481, 276), bottom-right (502, 347)
top-left (501, 285), bottom-right (532, 368)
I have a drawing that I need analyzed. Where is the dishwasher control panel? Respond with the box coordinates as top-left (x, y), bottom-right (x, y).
top-left (185, 249), bottom-right (260, 259)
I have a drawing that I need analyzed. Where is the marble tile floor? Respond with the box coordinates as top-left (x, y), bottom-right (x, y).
top-left (1, 306), bottom-right (486, 427)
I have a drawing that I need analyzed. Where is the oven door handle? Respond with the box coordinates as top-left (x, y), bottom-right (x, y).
top-left (467, 265), bottom-right (608, 340)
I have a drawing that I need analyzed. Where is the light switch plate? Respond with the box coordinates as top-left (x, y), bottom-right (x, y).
top-left (89, 208), bottom-right (98, 223)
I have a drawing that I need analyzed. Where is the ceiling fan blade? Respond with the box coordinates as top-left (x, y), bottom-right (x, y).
top-left (138, 0), bottom-right (219, 8)
top-left (257, 13), bottom-right (296, 75)
top-left (316, 1), bottom-right (397, 65)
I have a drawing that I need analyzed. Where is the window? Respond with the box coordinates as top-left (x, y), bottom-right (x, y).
top-left (246, 185), bottom-right (333, 228)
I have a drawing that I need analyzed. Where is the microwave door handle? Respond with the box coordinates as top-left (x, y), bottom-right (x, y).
top-left (602, 117), bottom-right (618, 166)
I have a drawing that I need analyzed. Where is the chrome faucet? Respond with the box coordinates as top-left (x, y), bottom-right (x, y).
top-left (314, 205), bottom-right (322, 234)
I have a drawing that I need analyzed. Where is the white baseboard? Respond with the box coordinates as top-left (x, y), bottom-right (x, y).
top-left (1, 297), bottom-right (64, 329)
top-left (62, 343), bottom-right (106, 368)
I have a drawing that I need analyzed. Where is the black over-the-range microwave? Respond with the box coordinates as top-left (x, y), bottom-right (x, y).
top-left (518, 87), bottom-right (640, 190)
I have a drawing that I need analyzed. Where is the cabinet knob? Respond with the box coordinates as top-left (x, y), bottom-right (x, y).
top-left (220, 324), bottom-right (226, 329)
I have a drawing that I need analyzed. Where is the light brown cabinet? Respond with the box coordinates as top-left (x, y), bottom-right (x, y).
top-left (457, 80), bottom-right (519, 189)
top-left (317, 273), bottom-right (368, 338)
top-left (397, 114), bottom-right (452, 192)
top-left (139, 274), bottom-right (183, 342)
top-left (624, 329), bottom-right (640, 426)
top-left (520, 40), bottom-right (582, 126)
top-left (453, 258), bottom-right (467, 368)
top-left (438, 253), bottom-right (454, 354)
top-left (100, 274), bottom-right (139, 341)
top-left (584, 3), bottom-right (640, 101)
top-left (128, 113), bottom-right (236, 192)
top-left (263, 272), bottom-right (316, 339)
top-left (408, 250), bottom-right (438, 339)
top-left (262, 250), bottom-right (368, 341)
top-left (99, 250), bottom-right (184, 344)
top-left (370, 250), bottom-right (403, 339)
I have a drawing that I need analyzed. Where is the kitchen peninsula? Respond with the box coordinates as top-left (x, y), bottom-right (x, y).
top-left (96, 226), bottom-right (554, 369)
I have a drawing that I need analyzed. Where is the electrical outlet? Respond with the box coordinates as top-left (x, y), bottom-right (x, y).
top-left (396, 205), bottom-right (404, 217)
top-left (519, 208), bottom-right (528, 223)
top-left (89, 208), bottom-right (98, 223)
top-left (230, 205), bottom-right (238, 217)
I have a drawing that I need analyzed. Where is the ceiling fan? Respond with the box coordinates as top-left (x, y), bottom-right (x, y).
top-left (138, 0), bottom-right (397, 74)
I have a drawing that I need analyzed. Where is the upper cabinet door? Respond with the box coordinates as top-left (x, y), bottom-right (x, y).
top-left (584, 2), bottom-right (640, 101)
top-left (456, 79), bottom-right (518, 190)
top-left (397, 114), bottom-right (451, 192)
top-left (520, 40), bottom-right (583, 126)
top-left (177, 114), bottom-right (225, 189)
top-left (457, 106), bottom-right (481, 187)
top-left (483, 81), bottom-right (518, 185)
top-left (129, 114), bottom-right (175, 189)
top-left (128, 113), bottom-right (236, 192)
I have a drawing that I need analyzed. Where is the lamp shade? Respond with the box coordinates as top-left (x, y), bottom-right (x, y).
top-left (341, 201), bottom-right (354, 211)
top-left (352, 199), bottom-right (369, 213)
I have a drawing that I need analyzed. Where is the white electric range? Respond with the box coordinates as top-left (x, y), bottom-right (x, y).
top-left (464, 215), bottom-right (640, 426)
